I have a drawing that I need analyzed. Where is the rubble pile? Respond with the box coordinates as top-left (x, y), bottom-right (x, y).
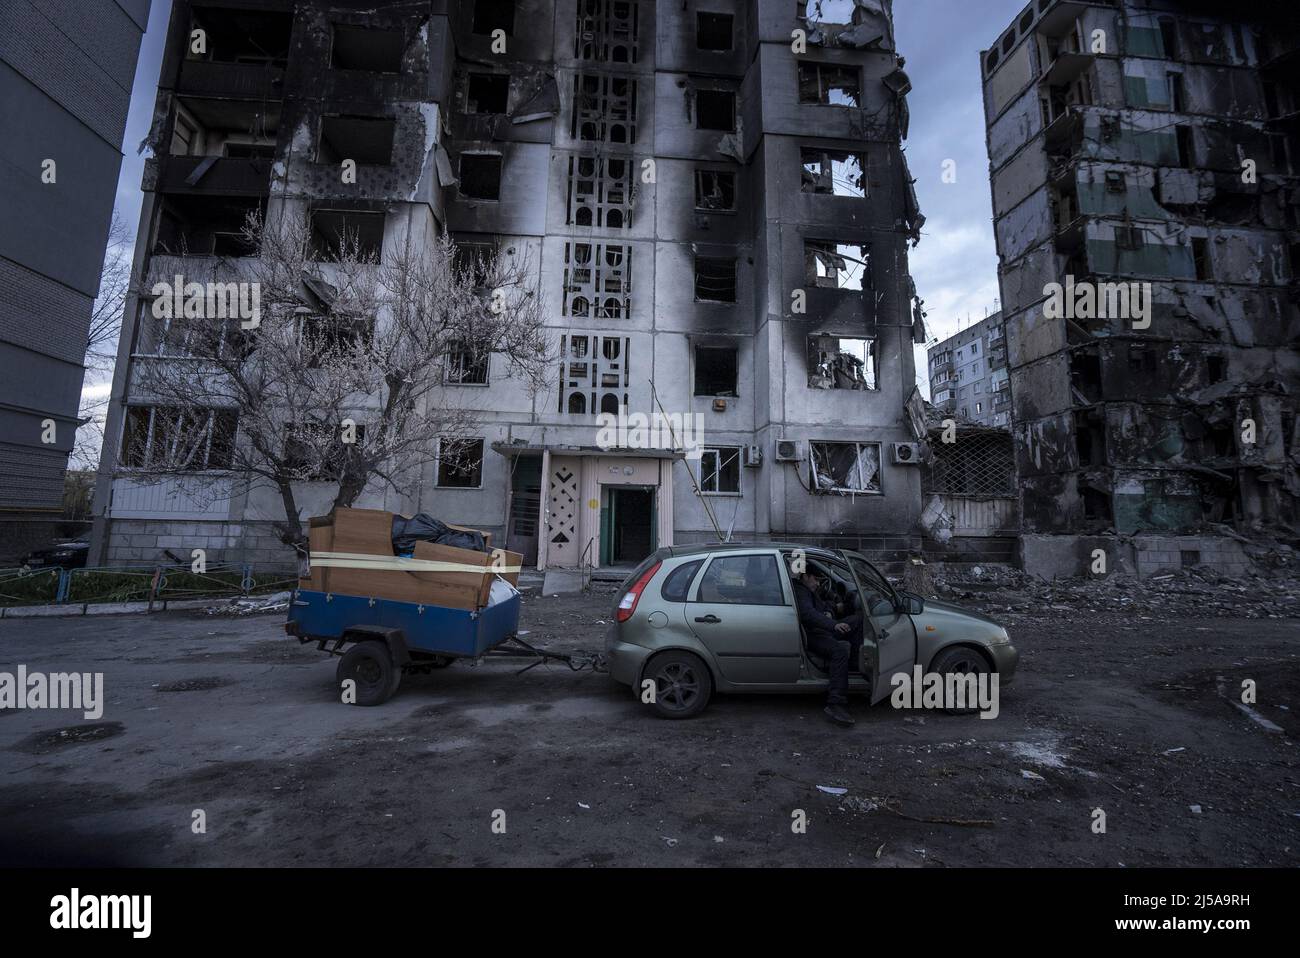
top-left (934, 564), bottom-right (1300, 620)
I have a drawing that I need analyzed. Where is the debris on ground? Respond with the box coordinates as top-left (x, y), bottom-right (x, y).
top-left (932, 562), bottom-right (1300, 620)
top-left (206, 591), bottom-right (293, 615)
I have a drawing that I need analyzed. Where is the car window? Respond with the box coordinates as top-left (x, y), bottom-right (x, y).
top-left (660, 560), bottom-right (703, 602)
top-left (695, 555), bottom-right (786, 606)
top-left (846, 553), bottom-right (894, 614)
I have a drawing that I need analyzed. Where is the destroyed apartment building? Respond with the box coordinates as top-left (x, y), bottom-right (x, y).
top-left (981, 0), bottom-right (1300, 577)
top-left (90, 0), bottom-right (931, 572)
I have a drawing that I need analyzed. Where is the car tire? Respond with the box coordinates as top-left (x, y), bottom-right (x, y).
top-left (643, 651), bottom-right (712, 719)
top-left (929, 646), bottom-right (991, 715)
top-left (337, 642), bottom-right (396, 706)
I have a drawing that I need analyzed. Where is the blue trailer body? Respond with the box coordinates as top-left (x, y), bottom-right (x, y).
top-left (287, 588), bottom-right (521, 658)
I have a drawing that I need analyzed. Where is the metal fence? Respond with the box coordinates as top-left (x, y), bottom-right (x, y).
top-left (0, 563), bottom-right (297, 609)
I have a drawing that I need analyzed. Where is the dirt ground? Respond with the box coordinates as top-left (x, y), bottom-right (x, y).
top-left (0, 586), bottom-right (1297, 867)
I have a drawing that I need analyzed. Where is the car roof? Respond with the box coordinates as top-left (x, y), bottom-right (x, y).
top-left (657, 542), bottom-right (844, 561)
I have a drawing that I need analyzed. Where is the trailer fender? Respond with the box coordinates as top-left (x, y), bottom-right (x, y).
top-left (341, 626), bottom-right (412, 668)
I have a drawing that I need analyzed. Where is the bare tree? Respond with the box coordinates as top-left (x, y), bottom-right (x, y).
top-left (87, 211), bottom-right (134, 372)
top-left (72, 211), bottom-right (135, 471)
top-left (128, 209), bottom-right (550, 551)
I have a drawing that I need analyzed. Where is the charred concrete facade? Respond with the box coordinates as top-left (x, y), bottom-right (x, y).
top-left (981, 0), bottom-right (1300, 576)
top-left (93, 0), bottom-right (926, 571)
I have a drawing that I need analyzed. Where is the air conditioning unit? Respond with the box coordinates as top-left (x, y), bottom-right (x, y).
top-left (774, 439), bottom-right (805, 463)
top-left (890, 441), bottom-right (923, 465)
top-left (744, 444), bottom-right (763, 468)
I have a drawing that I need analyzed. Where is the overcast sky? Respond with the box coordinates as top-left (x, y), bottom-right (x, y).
top-left (96, 0), bottom-right (1031, 407)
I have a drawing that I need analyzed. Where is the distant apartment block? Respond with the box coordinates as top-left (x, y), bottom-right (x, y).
top-left (926, 311), bottom-right (1010, 428)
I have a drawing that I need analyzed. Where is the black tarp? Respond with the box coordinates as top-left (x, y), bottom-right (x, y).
top-left (392, 514), bottom-right (487, 554)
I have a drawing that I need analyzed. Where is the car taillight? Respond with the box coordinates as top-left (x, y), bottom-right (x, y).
top-left (616, 561), bottom-right (661, 623)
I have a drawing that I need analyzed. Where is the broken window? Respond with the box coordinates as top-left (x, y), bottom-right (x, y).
top-left (699, 447), bottom-right (741, 494)
top-left (154, 195), bottom-right (264, 257)
top-left (1074, 410), bottom-right (1105, 467)
top-left (310, 209), bottom-right (384, 260)
top-left (695, 89), bottom-right (736, 131)
top-left (120, 406), bottom-right (238, 471)
top-left (694, 169), bottom-right (736, 211)
top-left (1081, 484), bottom-right (1112, 522)
top-left (566, 155), bottom-right (634, 228)
top-left (694, 345), bottom-right (738, 396)
top-left (1104, 170), bottom-right (1125, 193)
top-left (436, 438), bottom-right (484, 488)
top-left (575, 0), bottom-right (639, 63)
top-left (696, 12), bottom-right (733, 51)
top-left (1205, 354), bottom-right (1227, 383)
top-left (317, 115), bottom-right (395, 166)
top-left (694, 256), bottom-right (737, 302)
top-left (563, 242), bottom-right (632, 318)
top-left (809, 441), bottom-right (881, 495)
top-left (1158, 17), bottom-right (1178, 59)
top-left (1191, 236), bottom-right (1211, 279)
top-left (458, 153), bottom-right (503, 200)
top-left (807, 336), bottom-right (876, 391)
top-left (331, 25), bottom-right (404, 73)
top-left (557, 334), bottom-right (629, 414)
top-left (466, 73), bottom-right (509, 113)
top-left (1167, 72), bottom-right (1184, 111)
top-left (1175, 124), bottom-right (1195, 167)
top-left (800, 148), bottom-right (866, 197)
top-left (187, 7), bottom-right (292, 66)
top-left (472, 0), bottom-right (514, 37)
top-left (453, 240), bottom-right (496, 287)
top-left (804, 240), bottom-right (870, 290)
top-left (798, 62), bottom-right (860, 106)
top-left (1115, 225), bottom-right (1143, 251)
top-left (446, 342), bottom-right (490, 385)
top-left (299, 315), bottom-right (375, 368)
top-left (572, 73), bottom-right (638, 144)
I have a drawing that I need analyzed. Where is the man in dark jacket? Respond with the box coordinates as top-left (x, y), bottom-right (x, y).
top-left (791, 566), bottom-right (865, 727)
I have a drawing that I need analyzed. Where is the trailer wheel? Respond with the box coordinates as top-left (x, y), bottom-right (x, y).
top-left (337, 642), bottom-right (396, 706)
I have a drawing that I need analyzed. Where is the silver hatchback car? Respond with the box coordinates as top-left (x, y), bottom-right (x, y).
top-left (606, 543), bottom-right (1018, 718)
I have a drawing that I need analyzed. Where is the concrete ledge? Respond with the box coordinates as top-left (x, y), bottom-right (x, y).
top-left (0, 597), bottom-right (239, 618)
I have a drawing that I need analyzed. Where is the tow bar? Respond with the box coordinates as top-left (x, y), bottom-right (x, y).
top-left (487, 635), bottom-right (608, 675)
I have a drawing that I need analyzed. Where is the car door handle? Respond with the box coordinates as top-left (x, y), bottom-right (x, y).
top-left (694, 614), bottom-right (721, 624)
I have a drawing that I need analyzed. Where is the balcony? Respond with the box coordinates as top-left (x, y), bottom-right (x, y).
top-left (158, 155), bottom-right (272, 196)
top-left (989, 345), bottom-right (1008, 370)
top-left (993, 389), bottom-right (1012, 411)
top-left (177, 59), bottom-right (285, 100)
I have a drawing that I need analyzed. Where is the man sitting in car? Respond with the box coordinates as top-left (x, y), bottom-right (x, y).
top-left (790, 562), bottom-right (864, 728)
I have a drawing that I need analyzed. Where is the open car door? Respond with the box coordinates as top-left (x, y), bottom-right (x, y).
top-left (841, 551), bottom-right (918, 703)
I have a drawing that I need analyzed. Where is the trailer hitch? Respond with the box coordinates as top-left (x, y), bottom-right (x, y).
top-left (490, 635), bottom-right (607, 675)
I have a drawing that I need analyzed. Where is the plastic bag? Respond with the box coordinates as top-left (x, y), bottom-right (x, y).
top-left (391, 514), bottom-right (487, 554)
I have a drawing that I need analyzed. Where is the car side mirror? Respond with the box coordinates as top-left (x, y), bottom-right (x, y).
top-left (896, 592), bottom-right (924, 615)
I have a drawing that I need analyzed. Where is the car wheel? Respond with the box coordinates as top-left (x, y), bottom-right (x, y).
top-left (643, 651), bottom-right (712, 719)
top-left (336, 642), bottom-right (396, 706)
top-left (929, 646), bottom-right (991, 715)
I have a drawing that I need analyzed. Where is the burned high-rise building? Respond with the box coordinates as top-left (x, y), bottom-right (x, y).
top-left (91, 0), bottom-right (927, 572)
top-left (981, 0), bottom-right (1300, 576)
